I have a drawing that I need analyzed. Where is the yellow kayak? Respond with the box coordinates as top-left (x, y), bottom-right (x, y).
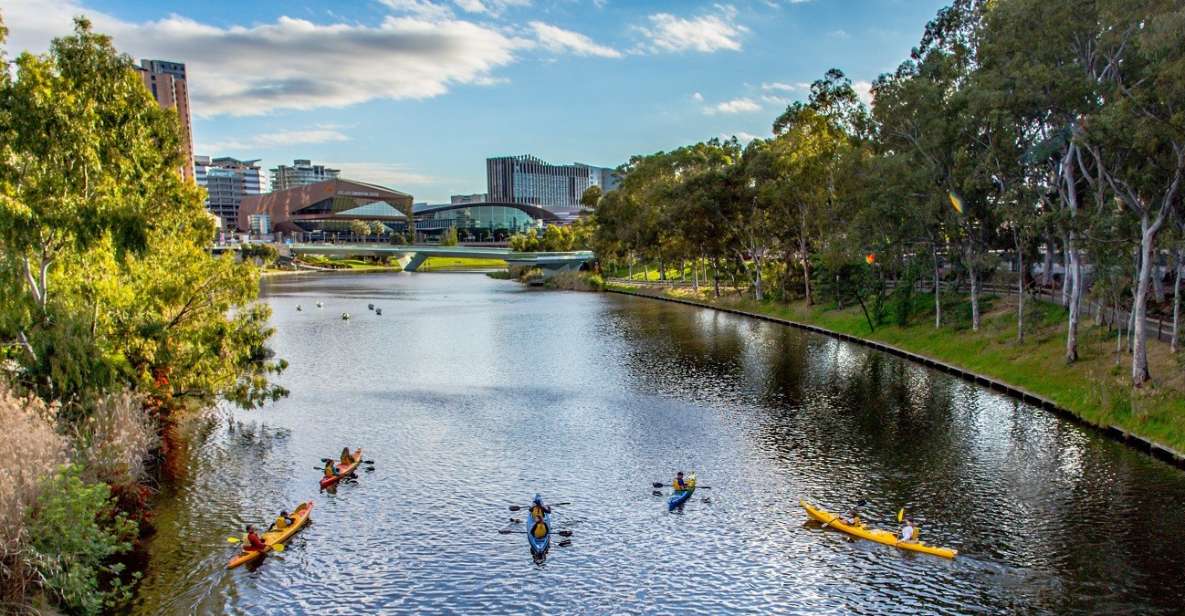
top-left (226, 501), bottom-right (314, 569)
top-left (799, 500), bottom-right (957, 559)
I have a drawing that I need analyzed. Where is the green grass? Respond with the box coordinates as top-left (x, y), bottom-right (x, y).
top-left (418, 257), bottom-right (507, 271)
top-left (297, 255), bottom-right (402, 271)
top-left (612, 283), bottom-right (1185, 454)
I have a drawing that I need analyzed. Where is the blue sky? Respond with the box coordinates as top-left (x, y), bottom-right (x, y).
top-left (4, 0), bottom-right (946, 202)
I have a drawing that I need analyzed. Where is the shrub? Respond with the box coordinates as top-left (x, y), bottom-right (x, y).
top-left (26, 466), bottom-right (139, 615)
top-left (0, 384), bottom-right (68, 608)
top-left (544, 271), bottom-right (605, 291)
top-left (73, 392), bottom-right (155, 488)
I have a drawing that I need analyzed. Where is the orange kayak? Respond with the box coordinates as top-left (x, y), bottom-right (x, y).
top-left (800, 500), bottom-right (957, 559)
top-left (226, 501), bottom-right (313, 569)
top-left (319, 448), bottom-right (363, 489)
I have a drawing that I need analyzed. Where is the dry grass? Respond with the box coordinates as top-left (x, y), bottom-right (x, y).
top-left (0, 383), bottom-right (67, 608)
top-left (73, 392), bottom-right (155, 488)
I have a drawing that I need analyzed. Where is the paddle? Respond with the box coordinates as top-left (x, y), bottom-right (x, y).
top-left (498, 529), bottom-right (574, 537)
top-left (651, 482), bottom-right (711, 489)
top-left (508, 502), bottom-right (570, 511)
top-left (226, 537), bottom-right (285, 552)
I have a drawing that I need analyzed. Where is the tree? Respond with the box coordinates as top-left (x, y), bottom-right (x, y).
top-left (349, 220), bottom-right (371, 242)
top-left (580, 185), bottom-right (602, 211)
top-left (440, 225), bottom-right (459, 246)
top-left (369, 220), bottom-right (386, 239)
top-left (0, 18), bottom-right (285, 413)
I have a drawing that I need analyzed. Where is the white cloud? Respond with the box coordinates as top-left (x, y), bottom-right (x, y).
top-left (324, 161), bottom-right (440, 187)
top-left (704, 97), bottom-right (761, 115)
top-left (691, 91), bottom-right (704, 102)
top-left (828, 29), bottom-right (850, 40)
top-left (637, 5), bottom-right (748, 54)
top-left (761, 81), bottom-right (809, 92)
top-left (761, 94), bottom-right (793, 105)
top-left (199, 128), bottom-right (350, 153)
top-left (379, 0), bottom-right (455, 20)
top-left (4, 0), bottom-right (529, 117)
top-left (451, 0), bottom-right (531, 16)
top-left (853, 80), bottom-right (874, 107)
top-left (723, 131), bottom-right (760, 144)
top-left (529, 21), bottom-right (621, 58)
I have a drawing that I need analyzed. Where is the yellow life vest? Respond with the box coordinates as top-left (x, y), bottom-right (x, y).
top-left (274, 516), bottom-right (290, 531)
top-left (324, 462), bottom-right (335, 477)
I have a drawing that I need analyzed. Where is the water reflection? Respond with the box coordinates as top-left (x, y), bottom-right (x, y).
top-left (131, 273), bottom-right (1185, 615)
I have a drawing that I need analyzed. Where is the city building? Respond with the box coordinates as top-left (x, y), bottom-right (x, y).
top-left (450, 193), bottom-right (489, 205)
top-left (413, 202), bottom-right (558, 242)
top-left (136, 59), bottom-right (194, 181)
top-left (195, 156), bottom-right (263, 231)
top-left (270, 159), bottom-right (341, 192)
top-left (486, 155), bottom-right (617, 215)
top-left (238, 178), bottom-right (414, 239)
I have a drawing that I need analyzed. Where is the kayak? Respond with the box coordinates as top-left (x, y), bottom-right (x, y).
top-left (799, 500), bottom-right (957, 559)
top-left (668, 473), bottom-right (697, 511)
top-left (226, 501), bottom-right (314, 569)
top-left (319, 448), bottom-right (363, 489)
top-left (526, 507), bottom-right (552, 555)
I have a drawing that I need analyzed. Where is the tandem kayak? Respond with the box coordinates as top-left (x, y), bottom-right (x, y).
top-left (226, 501), bottom-right (314, 569)
top-left (527, 507), bottom-right (552, 555)
top-left (668, 473), bottom-right (697, 511)
top-left (799, 500), bottom-right (957, 559)
top-left (319, 448), bottom-right (363, 490)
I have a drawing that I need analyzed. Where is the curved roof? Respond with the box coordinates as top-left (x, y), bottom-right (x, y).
top-left (412, 201), bottom-right (562, 221)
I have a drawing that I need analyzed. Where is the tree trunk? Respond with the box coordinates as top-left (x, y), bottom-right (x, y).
top-left (932, 242), bottom-right (942, 329)
top-left (800, 209), bottom-right (813, 305)
top-left (1066, 236), bottom-right (1082, 362)
top-left (659, 257), bottom-right (666, 281)
top-left (1172, 247), bottom-right (1182, 353)
top-left (628, 254), bottom-right (634, 281)
top-left (712, 256), bottom-right (721, 298)
top-left (1061, 233), bottom-right (1071, 305)
top-left (1131, 214), bottom-right (1159, 386)
top-left (679, 259), bottom-right (686, 281)
top-left (693, 253), bottom-right (700, 292)
top-left (969, 264), bottom-right (981, 332)
top-left (1016, 238), bottom-right (1025, 343)
top-left (1042, 236), bottom-right (1055, 288)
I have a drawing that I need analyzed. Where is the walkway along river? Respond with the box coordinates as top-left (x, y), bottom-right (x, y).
top-left (132, 272), bottom-right (1185, 614)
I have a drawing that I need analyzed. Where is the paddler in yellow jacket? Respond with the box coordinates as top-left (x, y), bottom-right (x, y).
top-left (340, 447), bottom-right (355, 465)
top-left (529, 494), bottom-right (551, 539)
top-left (323, 459), bottom-right (339, 478)
top-left (269, 510), bottom-right (295, 532)
top-left (672, 472), bottom-right (688, 492)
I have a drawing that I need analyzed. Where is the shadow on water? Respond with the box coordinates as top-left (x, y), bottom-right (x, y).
top-left (130, 273), bottom-right (1185, 615)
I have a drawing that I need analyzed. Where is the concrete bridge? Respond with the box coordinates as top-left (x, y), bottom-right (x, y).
top-left (288, 243), bottom-right (594, 274)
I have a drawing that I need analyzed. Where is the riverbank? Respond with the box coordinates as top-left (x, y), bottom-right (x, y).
top-left (416, 256), bottom-right (507, 272)
top-left (607, 282), bottom-right (1185, 463)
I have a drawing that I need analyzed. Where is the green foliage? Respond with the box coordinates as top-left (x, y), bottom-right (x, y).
top-left (239, 243), bottom-right (278, 264)
top-left (440, 226), bottom-right (459, 247)
top-left (0, 18), bottom-right (285, 414)
top-left (27, 465), bottom-right (139, 615)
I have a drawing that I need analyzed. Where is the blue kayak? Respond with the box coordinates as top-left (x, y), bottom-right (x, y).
top-left (527, 508), bottom-right (552, 555)
top-left (667, 473), bottom-right (697, 511)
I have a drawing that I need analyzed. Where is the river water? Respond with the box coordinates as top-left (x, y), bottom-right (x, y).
top-left (131, 272), bottom-right (1185, 615)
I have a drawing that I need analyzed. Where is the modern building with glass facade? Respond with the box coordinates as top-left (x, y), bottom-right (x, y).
top-left (270, 159), bottom-right (341, 192)
top-left (237, 178), bottom-right (414, 238)
top-left (486, 155), bottom-right (617, 215)
top-left (412, 202), bottom-right (559, 242)
top-left (195, 156), bottom-right (263, 231)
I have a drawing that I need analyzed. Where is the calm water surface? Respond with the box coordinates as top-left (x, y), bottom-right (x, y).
top-left (132, 272), bottom-right (1185, 615)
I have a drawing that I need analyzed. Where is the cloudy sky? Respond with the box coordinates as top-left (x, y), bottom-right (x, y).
top-left (3, 0), bottom-right (946, 202)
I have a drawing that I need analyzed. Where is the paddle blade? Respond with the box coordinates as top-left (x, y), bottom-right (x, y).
top-left (897, 508), bottom-right (905, 522)
top-left (362, 460), bottom-right (375, 464)
top-left (652, 482), bottom-right (664, 488)
top-left (553, 502), bottom-right (571, 506)
top-left (272, 543), bottom-right (285, 553)
top-left (652, 490), bottom-right (662, 496)
top-left (509, 505), bottom-right (522, 512)
top-left (557, 540), bottom-right (572, 547)
top-left (227, 537), bottom-right (241, 544)
top-left (557, 530), bottom-right (573, 537)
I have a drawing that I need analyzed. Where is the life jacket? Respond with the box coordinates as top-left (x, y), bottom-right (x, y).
top-left (324, 461), bottom-right (336, 477)
top-left (274, 516), bottom-right (290, 531)
top-left (530, 505), bottom-right (548, 537)
top-left (341, 451), bottom-right (353, 465)
top-left (246, 532), bottom-right (266, 551)
top-left (673, 477), bottom-right (687, 491)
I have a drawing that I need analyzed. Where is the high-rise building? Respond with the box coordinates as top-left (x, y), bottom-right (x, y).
top-left (136, 59), bottom-right (194, 182)
top-left (270, 159), bottom-right (341, 192)
top-left (486, 155), bottom-right (617, 214)
top-left (195, 156), bottom-right (263, 230)
top-left (450, 193), bottom-right (489, 205)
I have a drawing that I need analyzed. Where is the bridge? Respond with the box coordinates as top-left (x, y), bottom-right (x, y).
top-left (287, 243), bottom-right (594, 274)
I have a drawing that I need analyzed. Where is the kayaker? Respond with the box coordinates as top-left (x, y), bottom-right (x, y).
top-left (244, 525), bottom-right (267, 552)
top-left (529, 495), bottom-right (550, 538)
top-left (340, 447), bottom-right (354, 465)
top-left (269, 510), bottom-right (295, 532)
top-left (673, 472), bottom-right (687, 492)
top-left (844, 500), bottom-right (868, 526)
top-left (899, 519), bottom-right (917, 543)
top-left (323, 459), bottom-right (339, 478)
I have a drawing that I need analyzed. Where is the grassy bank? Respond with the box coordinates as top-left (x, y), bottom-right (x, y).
top-left (610, 282), bottom-right (1185, 455)
top-left (418, 257), bottom-right (507, 271)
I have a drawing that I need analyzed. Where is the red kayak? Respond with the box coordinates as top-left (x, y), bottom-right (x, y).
top-left (320, 448), bottom-right (362, 489)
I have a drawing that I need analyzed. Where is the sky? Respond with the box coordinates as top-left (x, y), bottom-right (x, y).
top-left (2, 0), bottom-right (948, 203)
